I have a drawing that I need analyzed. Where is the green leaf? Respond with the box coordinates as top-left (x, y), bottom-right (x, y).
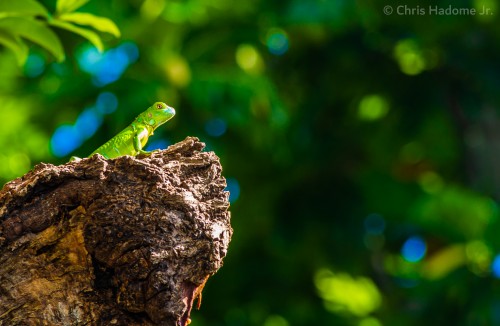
top-left (0, 17), bottom-right (64, 62)
top-left (59, 12), bottom-right (120, 38)
top-left (0, 30), bottom-right (28, 65)
top-left (49, 19), bottom-right (103, 52)
top-left (0, 0), bottom-right (49, 18)
top-left (56, 0), bottom-right (90, 14)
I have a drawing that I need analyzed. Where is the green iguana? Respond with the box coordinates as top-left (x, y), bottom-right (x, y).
top-left (71, 102), bottom-right (175, 160)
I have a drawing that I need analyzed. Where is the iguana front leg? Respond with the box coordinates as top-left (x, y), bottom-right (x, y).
top-left (133, 124), bottom-right (151, 155)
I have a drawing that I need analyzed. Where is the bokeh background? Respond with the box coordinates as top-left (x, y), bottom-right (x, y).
top-left (2, 0), bottom-right (500, 325)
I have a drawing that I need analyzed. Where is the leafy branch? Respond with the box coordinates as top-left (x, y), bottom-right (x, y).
top-left (0, 0), bottom-right (120, 65)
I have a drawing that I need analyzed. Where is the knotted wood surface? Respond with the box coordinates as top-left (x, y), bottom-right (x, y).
top-left (0, 137), bottom-right (232, 326)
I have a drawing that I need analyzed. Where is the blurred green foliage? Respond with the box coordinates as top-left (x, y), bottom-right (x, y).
top-left (0, 0), bottom-right (119, 64)
top-left (1, 0), bottom-right (500, 325)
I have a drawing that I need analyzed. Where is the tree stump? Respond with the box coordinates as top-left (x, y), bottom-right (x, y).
top-left (0, 137), bottom-right (232, 326)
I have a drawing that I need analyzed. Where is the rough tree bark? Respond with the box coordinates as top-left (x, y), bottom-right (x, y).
top-left (0, 137), bottom-right (232, 326)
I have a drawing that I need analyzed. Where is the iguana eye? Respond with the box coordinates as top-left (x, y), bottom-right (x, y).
top-left (156, 103), bottom-right (163, 109)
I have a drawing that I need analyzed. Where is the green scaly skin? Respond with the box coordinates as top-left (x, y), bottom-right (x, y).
top-left (70, 102), bottom-right (175, 161)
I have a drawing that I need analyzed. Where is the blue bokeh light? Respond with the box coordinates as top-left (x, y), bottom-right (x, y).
top-left (94, 49), bottom-right (129, 86)
top-left (364, 213), bottom-right (386, 235)
top-left (78, 46), bottom-right (102, 73)
top-left (205, 118), bottom-right (227, 137)
top-left (226, 178), bottom-right (240, 203)
top-left (51, 62), bottom-right (67, 76)
top-left (145, 139), bottom-right (171, 151)
top-left (492, 254), bottom-right (500, 278)
top-left (77, 42), bottom-right (139, 87)
top-left (96, 92), bottom-right (118, 114)
top-left (24, 54), bottom-right (45, 77)
top-left (75, 107), bottom-right (103, 139)
top-left (121, 42), bottom-right (139, 62)
top-left (401, 236), bottom-right (427, 263)
top-left (267, 30), bottom-right (289, 55)
top-left (50, 125), bottom-right (83, 157)
top-left (51, 92), bottom-right (120, 157)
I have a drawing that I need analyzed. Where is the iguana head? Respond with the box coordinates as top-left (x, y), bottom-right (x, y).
top-left (141, 102), bottom-right (176, 128)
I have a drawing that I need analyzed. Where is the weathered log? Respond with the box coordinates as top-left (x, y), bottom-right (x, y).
top-left (0, 137), bottom-right (232, 326)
